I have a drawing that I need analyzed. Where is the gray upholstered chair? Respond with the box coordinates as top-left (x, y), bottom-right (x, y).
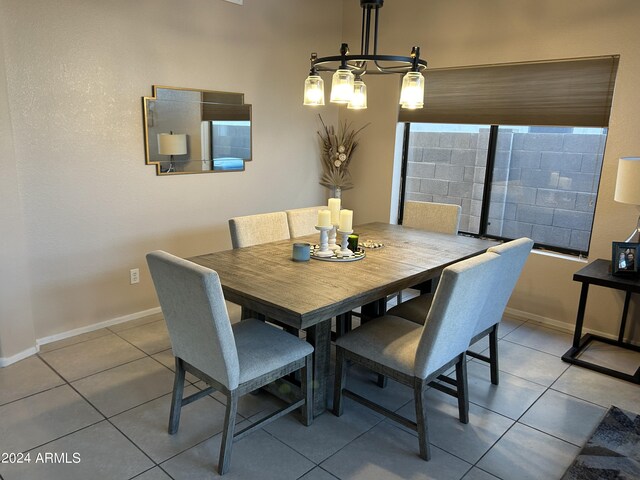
top-left (403, 200), bottom-right (462, 234)
top-left (334, 251), bottom-right (501, 460)
top-left (286, 206), bottom-right (326, 238)
top-left (387, 237), bottom-right (533, 385)
top-left (146, 251), bottom-right (313, 475)
top-left (392, 200), bottom-right (463, 304)
top-left (285, 205), bottom-right (355, 340)
top-left (228, 211), bottom-right (290, 249)
top-left (228, 211), bottom-right (292, 323)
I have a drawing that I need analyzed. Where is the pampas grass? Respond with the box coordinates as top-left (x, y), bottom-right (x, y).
top-left (317, 115), bottom-right (369, 190)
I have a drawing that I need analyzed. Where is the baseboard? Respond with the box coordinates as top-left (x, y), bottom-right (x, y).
top-left (0, 306), bottom-right (162, 368)
top-left (0, 346), bottom-right (39, 368)
top-left (503, 307), bottom-right (574, 334)
top-left (36, 306), bottom-right (162, 348)
top-left (504, 306), bottom-right (632, 344)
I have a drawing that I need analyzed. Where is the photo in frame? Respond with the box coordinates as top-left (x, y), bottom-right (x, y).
top-left (611, 242), bottom-right (639, 275)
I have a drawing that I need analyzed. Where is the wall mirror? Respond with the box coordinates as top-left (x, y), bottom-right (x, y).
top-left (143, 85), bottom-right (252, 175)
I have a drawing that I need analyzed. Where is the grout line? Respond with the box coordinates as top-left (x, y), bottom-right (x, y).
top-left (472, 368), bottom-right (577, 473)
top-left (38, 344), bottom-right (193, 420)
top-left (106, 316), bottom-right (165, 335)
top-left (44, 353), bottom-right (148, 384)
top-left (35, 317), bottom-right (242, 475)
top-left (7, 355), bottom-right (111, 455)
top-left (36, 352), bottom-right (160, 470)
top-left (107, 325), bottom-right (168, 359)
top-left (436, 318), bottom-right (580, 475)
top-left (156, 424), bottom-right (223, 470)
top-left (0, 381), bottom-right (67, 409)
top-left (128, 466), bottom-right (172, 479)
top-left (296, 465), bottom-right (340, 480)
top-left (37, 328), bottom-right (113, 354)
top-left (157, 465), bottom-right (177, 480)
top-left (383, 419), bottom-right (476, 468)
top-left (5, 313), bottom-right (632, 479)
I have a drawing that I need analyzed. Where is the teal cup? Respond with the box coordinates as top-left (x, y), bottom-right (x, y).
top-left (292, 243), bottom-right (311, 261)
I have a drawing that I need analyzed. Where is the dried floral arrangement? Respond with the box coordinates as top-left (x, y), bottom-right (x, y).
top-left (317, 115), bottom-right (369, 191)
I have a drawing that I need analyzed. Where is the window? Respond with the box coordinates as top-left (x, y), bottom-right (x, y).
top-left (397, 55), bottom-right (618, 256)
top-left (401, 123), bottom-right (606, 255)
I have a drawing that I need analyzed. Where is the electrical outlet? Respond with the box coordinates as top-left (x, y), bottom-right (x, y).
top-left (130, 268), bottom-right (140, 284)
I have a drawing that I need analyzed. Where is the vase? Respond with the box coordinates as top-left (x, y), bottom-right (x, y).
top-left (332, 186), bottom-right (342, 199)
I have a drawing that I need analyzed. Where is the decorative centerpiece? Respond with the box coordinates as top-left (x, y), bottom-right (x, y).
top-left (317, 115), bottom-right (369, 199)
top-left (311, 206), bottom-right (365, 262)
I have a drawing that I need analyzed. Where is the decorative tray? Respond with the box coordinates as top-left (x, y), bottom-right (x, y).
top-left (310, 246), bottom-right (366, 262)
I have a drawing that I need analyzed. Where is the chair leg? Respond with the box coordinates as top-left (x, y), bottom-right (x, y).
top-left (301, 355), bottom-right (313, 426)
top-left (333, 347), bottom-right (347, 416)
top-left (414, 378), bottom-right (431, 461)
top-left (489, 325), bottom-right (499, 385)
top-left (168, 357), bottom-right (186, 434)
top-left (455, 353), bottom-right (469, 424)
top-left (218, 389), bottom-right (239, 476)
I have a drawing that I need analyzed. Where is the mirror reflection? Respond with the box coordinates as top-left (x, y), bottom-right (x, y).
top-left (143, 86), bottom-right (252, 175)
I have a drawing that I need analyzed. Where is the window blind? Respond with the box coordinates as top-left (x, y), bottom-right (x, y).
top-left (398, 55), bottom-right (619, 127)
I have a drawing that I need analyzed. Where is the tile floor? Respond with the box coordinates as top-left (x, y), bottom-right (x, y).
top-left (1, 303), bottom-right (639, 480)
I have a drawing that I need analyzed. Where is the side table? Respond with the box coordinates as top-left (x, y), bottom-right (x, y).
top-left (561, 258), bottom-right (640, 383)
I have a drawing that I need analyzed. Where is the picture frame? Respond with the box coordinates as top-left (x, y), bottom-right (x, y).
top-left (611, 242), bottom-right (639, 275)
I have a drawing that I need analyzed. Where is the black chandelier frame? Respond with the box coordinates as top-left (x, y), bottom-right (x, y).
top-left (308, 0), bottom-right (427, 77)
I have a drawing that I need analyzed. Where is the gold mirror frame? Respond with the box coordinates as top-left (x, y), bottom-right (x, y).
top-left (143, 85), bottom-right (252, 175)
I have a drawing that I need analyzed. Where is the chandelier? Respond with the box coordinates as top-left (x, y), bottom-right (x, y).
top-left (303, 0), bottom-right (427, 110)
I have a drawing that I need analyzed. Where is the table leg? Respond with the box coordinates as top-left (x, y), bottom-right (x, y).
top-left (361, 297), bottom-right (387, 323)
top-left (335, 312), bottom-right (352, 338)
top-left (618, 291), bottom-right (632, 343)
top-left (572, 282), bottom-right (589, 348)
top-left (305, 319), bottom-right (331, 417)
top-left (417, 278), bottom-right (435, 294)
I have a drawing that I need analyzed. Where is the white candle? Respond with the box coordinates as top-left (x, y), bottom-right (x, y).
top-left (339, 209), bottom-right (353, 231)
top-left (318, 209), bottom-right (331, 227)
top-left (328, 197), bottom-right (341, 225)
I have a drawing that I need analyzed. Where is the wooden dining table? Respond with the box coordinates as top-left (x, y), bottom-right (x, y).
top-left (189, 222), bottom-right (499, 415)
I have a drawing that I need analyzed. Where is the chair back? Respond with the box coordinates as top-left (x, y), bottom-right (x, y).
top-left (474, 238), bottom-right (533, 336)
top-left (228, 211), bottom-right (290, 248)
top-left (415, 251), bottom-right (501, 379)
top-left (146, 251), bottom-right (240, 390)
top-left (403, 201), bottom-right (461, 234)
top-left (286, 206), bottom-right (326, 238)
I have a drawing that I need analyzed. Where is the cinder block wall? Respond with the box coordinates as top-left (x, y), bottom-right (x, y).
top-left (405, 129), bottom-right (605, 251)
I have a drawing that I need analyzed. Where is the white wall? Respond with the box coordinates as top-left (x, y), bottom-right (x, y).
top-left (0, 0), bottom-right (341, 361)
top-left (4, 0), bottom-right (639, 364)
top-left (341, 0), bottom-right (640, 337)
top-left (0, 25), bottom-right (37, 363)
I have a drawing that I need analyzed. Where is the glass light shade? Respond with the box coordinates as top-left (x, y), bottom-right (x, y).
top-left (347, 79), bottom-right (367, 109)
top-left (399, 71), bottom-right (425, 109)
top-left (330, 69), bottom-right (355, 104)
top-left (614, 157), bottom-right (640, 205)
top-left (303, 74), bottom-right (325, 106)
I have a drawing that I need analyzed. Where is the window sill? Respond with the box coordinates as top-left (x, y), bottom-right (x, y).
top-left (532, 248), bottom-right (589, 263)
